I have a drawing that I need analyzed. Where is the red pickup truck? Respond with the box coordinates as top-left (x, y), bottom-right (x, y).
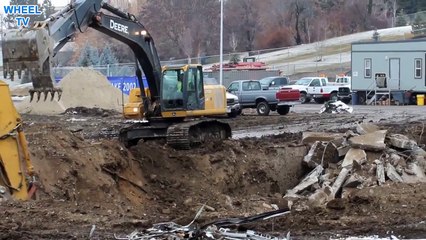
top-left (275, 87), bottom-right (301, 115)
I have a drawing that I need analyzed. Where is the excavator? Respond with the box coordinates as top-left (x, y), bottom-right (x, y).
top-left (2, 0), bottom-right (232, 150)
top-left (1, 1), bottom-right (232, 200)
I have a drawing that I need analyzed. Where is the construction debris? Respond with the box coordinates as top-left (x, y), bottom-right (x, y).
top-left (301, 132), bottom-right (345, 144)
top-left (286, 125), bottom-right (426, 209)
top-left (114, 206), bottom-right (291, 240)
top-left (348, 130), bottom-right (387, 151)
top-left (342, 148), bottom-right (367, 168)
top-left (387, 134), bottom-right (418, 150)
top-left (319, 100), bottom-right (353, 114)
top-left (356, 123), bottom-right (380, 135)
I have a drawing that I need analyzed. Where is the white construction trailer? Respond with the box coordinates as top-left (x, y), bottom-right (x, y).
top-left (351, 39), bottom-right (426, 104)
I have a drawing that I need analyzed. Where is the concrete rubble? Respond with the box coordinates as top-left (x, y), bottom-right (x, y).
top-left (348, 130), bottom-right (387, 151)
top-left (285, 123), bottom-right (426, 209)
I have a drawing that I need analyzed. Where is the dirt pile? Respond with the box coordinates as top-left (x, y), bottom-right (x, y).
top-left (15, 68), bottom-right (127, 115)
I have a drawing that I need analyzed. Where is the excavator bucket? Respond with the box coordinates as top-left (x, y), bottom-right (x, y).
top-left (2, 27), bottom-right (62, 101)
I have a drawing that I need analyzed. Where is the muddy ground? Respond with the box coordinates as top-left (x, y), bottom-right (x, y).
top-left (1, 106), bottom-right (426, 239)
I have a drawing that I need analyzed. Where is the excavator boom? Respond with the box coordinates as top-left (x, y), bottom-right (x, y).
top-left (2, 1), bottom-right (231, 150)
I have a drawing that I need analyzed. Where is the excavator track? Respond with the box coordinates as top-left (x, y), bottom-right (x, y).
top-left (166, 120), bottom-right (232, 150)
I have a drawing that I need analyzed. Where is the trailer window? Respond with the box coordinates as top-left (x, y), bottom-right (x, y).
top-left (364, 59), bottom-right (372, 78)
top-left (415, 59), bottom-right (422, 79)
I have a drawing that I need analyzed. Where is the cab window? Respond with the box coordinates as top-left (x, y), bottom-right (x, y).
top-left (228, 82), bottom-right (239, 92)
top-left (310, 79), bottom-right (321, 87)
top-left (242, 81), bottom-right (261, 91)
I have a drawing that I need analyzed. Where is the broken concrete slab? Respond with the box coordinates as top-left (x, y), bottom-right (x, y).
top-left (386, 162), bottom-right (403, 183)
top-left (330, 168), bottom-right (350, 198)
top-left (389, 153), bottom-right (403, 167)
top-left (342, 148), bottom-right (367, 169)
top-left (374, 159), bottom-right (386, 185)
top-left (415, 156), bottom-right (426, 173)
top-left (388, 134), bottom-right (417, 150)
top-left (343, 173), bottom-right (365, 188)
top-left (308, 188), bottom-right (329, 207)
top-left (348, 130), bottom-right (387, 151)
top-left (287, 165), bottom-right (323, 195)
top-left (405, 162), bottom-right (426, 178)
top-left (301, 132), bottom-right (345, 145)
top-left (337, 144), bottom-right (351, 157)
top-left (356, 123), bottom-right (380, 135)
top-left (303, 141), bottom-right (339, 168)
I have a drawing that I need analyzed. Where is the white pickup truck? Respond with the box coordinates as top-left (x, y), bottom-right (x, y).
top-left (287, 76), bottom-right (350, 104)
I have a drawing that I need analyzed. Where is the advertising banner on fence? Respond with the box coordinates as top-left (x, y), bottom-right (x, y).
top-left (56, 76), bottom-right (148, 95)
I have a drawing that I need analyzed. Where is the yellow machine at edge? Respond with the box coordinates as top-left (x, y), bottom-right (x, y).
top-left (0, 81), bottom-right (36, 201)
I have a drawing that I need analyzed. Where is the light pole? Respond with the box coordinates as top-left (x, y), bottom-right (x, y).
top-left (219, 0), bottom-right (224, 86)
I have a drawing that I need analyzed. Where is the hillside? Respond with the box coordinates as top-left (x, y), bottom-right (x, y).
top-left (254, 26), bottom-right (413, 77)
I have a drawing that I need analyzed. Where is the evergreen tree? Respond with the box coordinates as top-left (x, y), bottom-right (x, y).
top-left (98, 45), bottom-right (118, 65)
top-left (396, 9), bottom-right (408, 26)
top-left (89, 46), bottom-right (101, 66)
top-left (77, 41), bottom-right (104, 66)
top-left (77, 42), bottom-right (93, 67)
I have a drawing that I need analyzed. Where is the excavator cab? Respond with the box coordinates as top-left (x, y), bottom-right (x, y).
top-left (161, 65), bottom-right (205, 115)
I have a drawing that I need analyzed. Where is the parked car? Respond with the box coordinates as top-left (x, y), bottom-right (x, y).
top-left (226, 92), bottom-right (241, 117)
top-left (259, 76), bottom-right (290, 90)
top-left (205, 77), bottom-right (241, 117)
top-left (227, 80), bottom-right (300, 116)
top-left (287, 77), bottom-right (349, 104)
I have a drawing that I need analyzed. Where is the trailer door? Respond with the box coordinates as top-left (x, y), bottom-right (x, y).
top-left (389, 58), bottom-right (400, 90)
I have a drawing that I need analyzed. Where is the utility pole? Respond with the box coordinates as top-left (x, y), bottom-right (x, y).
top-left (219, 0), bottom-right (224, 85)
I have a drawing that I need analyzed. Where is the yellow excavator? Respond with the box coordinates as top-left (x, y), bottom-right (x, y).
top-left (0, 81), bottom-right (36, 201)
top-left (1, 0), bottom-right (233, 201)
top-left (2, 1), bottom-right (232, 151)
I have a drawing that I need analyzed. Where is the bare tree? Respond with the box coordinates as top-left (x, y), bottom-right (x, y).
top-left (229, 32), bottom-right (238, 52)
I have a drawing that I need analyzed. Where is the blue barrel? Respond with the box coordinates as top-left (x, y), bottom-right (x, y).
top-left (351, 91), bottom-right (358, 105)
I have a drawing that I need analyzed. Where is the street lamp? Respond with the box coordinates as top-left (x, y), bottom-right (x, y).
top-left (219, 0), bottom-right (224, 86)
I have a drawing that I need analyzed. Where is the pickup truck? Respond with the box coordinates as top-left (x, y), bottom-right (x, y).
top-left (259, 76), bottom-right (290, 90)
top-left (227, 80), bottom-right (300, 116)
top-left (335, 76), bottom-right (352, 104)
top-left (287, 77), bottom-right (350, 104)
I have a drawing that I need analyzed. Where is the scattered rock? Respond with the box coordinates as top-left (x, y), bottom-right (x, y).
top-left (386, 163), bottom-right (403, 183)
top-left (374, 159), bottom-right (386, 185)
top-left (308, 189), bottom-right (329, 207)
top-left (162, 209), bottom-right (171, 214)
top-left (262, 203), bottom-right (273, 209)
top-left (388, 134), bottom-right (417, 150)
top-left (303, 141), bottom-right (339, 168)
top-left (343, 173), bottom-right (364, 188)
top-left (330, 168), bottom-right (350, 198)
top-left (356, 123), bottom-right (380, 135)
top-left (342, 148), bottom-right (367, 169)
top-left (286, 165), bottom-right (323, 195)
top-left (348, 130), bottom-right (387, 151)
top-left (302, 132), bottom-right (344, 144)
top-left (389, 153), bottom-right (403, 166)
top-left (326, 198), bottom-right (345, 210)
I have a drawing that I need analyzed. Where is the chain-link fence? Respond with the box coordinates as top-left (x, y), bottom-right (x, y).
top-left (398, 10), bottom-right (426, 36)
top-left (53, 63), bottom-right (137, 78)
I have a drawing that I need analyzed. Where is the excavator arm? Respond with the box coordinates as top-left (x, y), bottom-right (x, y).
top-left (2, 0), bottom-right (162, 116)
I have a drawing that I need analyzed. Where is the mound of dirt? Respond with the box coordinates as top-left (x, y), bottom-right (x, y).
top-left (15, 68), bottom-right (128, 115)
